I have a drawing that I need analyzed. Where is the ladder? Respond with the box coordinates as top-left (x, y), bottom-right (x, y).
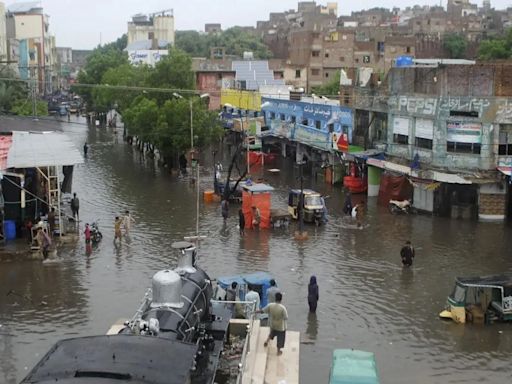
top-left (47, 166), bottom-right (63, 237)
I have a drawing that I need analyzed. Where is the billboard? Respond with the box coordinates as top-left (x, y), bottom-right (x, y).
top-left (446, 121), bottom-right (482, 143)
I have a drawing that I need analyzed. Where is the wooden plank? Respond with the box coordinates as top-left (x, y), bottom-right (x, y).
top-left (264, 330), bottom-right (300, 384)
top-left (251, 326), bottom-right (269, 384)
top-left (106, 319), bottom-right (128, 335)
top-left (241, 320), bottom-right (261, 383)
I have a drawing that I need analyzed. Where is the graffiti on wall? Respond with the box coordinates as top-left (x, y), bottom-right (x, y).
top-left (495, 99), bottom-right (512, 123)
top-left (389, 95), bottom-right (494, 116)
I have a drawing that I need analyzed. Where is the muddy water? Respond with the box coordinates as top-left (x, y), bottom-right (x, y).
top-left (1, 119), bottom-right (512, 383)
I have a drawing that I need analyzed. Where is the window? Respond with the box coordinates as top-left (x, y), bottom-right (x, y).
top-left (301, 118), bottom-right (308, 126)
top-left (415, 137), bottom-right (433, 149)
top-left (295, 69), bottom-right (301, 78)
top-left (315, 120), bottom-right (321, 129)
top-left (363, 55), bottom-right (370, 63)
top-left (291, 115), bottom-right (296, 124)
top-left (280, 113), bottom-right (285, 121)
top-left (325, 72), bottom-right (329, 78)
top-left (355, 58), bottom-right (359, 63)
top-left (325, 52), bottom-right (329, 58)
top-left (406, 46), bottom-right (411, 53)
top-left (499, 124), bottom-right (512, 155)
top-left (394, 134), bottom-right (409, 145)
top-left (312, 51), bottom-right (320, 57)
top-left (344, 92), bottom-right (350, 104)
top-left (447, 142), bottom-right (481, 154)
top-left (340, 56), bottom-right (345, 62)
top-left (311, 69), bottom-right (320, 76)
top-left (377, 41), bottom-right (385, 53)
top-left (328, 123), bottom-right (334, 132)
top-left (270, 112), bottom-right (276, 119)
top-left (450, 110), bottom-right (479, 118)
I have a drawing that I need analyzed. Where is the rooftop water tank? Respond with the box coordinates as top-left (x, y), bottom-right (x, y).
top-left (151, 270), bottom-right (184, 309)
top-left (395, 55), bottom-right (413, 67)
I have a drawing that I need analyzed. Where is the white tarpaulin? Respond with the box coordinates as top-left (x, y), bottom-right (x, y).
top-left (4, 131), bottom-right (83, 170)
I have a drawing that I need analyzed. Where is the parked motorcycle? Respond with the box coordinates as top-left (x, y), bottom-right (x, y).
top-left (389, 199), bottom-right (413, 214)
top-left (91, 221), bottom-right (103, 244)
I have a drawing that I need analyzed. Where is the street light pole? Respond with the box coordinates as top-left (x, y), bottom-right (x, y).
top-left (190, 98), bottom-right (194, 160)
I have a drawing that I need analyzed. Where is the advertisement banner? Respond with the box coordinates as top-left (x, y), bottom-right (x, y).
top-left (446, 121), bottom-right (482, 143)
top-left (294, 124), bottom-right (330, 150)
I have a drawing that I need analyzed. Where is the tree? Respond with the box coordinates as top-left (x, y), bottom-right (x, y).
top-left (11, 99), bottom-right (48, 116)
top-left (478, 28), bottom-right (512, 60)
top-left (149, 48), bottom-right (195, 90)
top-left (0, 67), bottom-right (29, 114)
top-left (92, 64), bottom-right (151, 113)
top-left (443, 34), bottom-right (468, 59)
top-left (312, 71), bottom-right (341, 97)
top-left (176, 27), bottom-right (272, 59)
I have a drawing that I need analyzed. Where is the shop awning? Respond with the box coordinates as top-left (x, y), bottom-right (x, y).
top-left (1, 131), bottom-right (83, 170)
top-left (366, 158), bottom-right (495, 185)
top-left (497, 166), bottom-right (512, 177)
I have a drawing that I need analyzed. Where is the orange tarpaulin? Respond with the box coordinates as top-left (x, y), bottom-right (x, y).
top-left (242, 190), bottom-right (271, 229)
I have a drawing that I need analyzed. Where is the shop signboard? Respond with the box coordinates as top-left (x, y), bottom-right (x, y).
top-left (446, 121), bottom-right (482, 143)
top-left (294, 124), bottom-right (331, 151)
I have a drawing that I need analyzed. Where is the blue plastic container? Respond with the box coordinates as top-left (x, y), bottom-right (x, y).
top-left (395, 55), bottom-right (413, 67)
top-left (4, 220), bottom-right (16, 240)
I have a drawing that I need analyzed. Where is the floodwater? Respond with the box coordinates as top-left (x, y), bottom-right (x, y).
top-left (1, 118), bottom-right (512, 384)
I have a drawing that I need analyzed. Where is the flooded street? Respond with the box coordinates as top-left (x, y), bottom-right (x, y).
top-left (2, 119), bottom-right (512, 384)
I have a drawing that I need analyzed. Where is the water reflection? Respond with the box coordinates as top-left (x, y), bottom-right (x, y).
top-left (306, 312), bottom-right (318, 342)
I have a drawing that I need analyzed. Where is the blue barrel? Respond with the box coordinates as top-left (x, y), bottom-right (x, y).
top-left (4, 220), bottom-right (16, 240)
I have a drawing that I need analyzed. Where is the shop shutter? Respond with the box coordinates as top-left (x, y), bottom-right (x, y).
top-left (393, 116), bottom-right (409, 135)
top-left (415, 118), bottom-right (434, 139)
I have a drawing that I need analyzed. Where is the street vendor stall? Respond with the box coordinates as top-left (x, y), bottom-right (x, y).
top-left (242, 183), bottom-right (290, 229)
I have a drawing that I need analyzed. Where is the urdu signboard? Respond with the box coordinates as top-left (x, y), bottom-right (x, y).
top-left (446, 121), bottom-right (482, 143)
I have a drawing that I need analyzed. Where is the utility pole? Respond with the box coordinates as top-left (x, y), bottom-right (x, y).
top-left (295, 161), bottom-right (308, 240)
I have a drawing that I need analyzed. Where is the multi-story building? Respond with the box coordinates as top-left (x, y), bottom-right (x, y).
top-left (5, 2), bottom-right (57, 94)
top-left (0, 2), bottom-right (7, 63)
top-left (127, 11), bottom-right (174, 47)
top-left (56, 47), bottom-right (73, 88)
top-left (345, 61), bottom-right (512, 221)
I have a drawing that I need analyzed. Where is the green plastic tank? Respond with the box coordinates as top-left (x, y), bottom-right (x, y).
top-left (329, 349), bottom-right (380, 384)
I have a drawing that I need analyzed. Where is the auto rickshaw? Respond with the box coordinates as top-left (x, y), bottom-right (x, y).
top-left (287, 189), bottom-right (326, 225)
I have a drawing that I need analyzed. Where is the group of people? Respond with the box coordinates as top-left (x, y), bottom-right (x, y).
top-left (114, 211), bottom-right (135, 243)
top-left (225, 275), bottom-right (319, 356)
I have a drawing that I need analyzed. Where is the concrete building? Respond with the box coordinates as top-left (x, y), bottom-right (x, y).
top-left (0, 2), bottom-right (7, 63)
top-left (205, 23), bottom-right (221, 34)
top-left (346, 61), bottom-right (512, 221)
top-left (127, 11), bottom-right (174, 47)
top-left (6, 2), bottom-right (57, 94)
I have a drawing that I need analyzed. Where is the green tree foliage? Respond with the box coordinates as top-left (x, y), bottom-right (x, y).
top-left (176, 27), bottom-right (272, 59)
top-left (93, 64), bottom-right (151, 113)
top-left (312, 71), bottom-right (341, 97)
top-left (150, 48), bottom-right (195, 90)
top-left (11, 99), bottom-right (48, 116)
top-left (478, 28), bottom-right (512, 60)
top-left (443, 34), bottom-right (468, 59)
top-left (0, 67), bottom-right (29, 113)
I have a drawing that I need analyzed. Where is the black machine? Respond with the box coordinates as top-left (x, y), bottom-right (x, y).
top-left (21, 242), bottom-right (232, 384)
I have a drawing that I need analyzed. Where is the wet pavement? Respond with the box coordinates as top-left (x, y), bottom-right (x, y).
top-left (1, 118), bottom-right (512, 383)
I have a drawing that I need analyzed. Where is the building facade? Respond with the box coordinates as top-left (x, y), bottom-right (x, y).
top-left (6, 2), bottom-right (57, 94)
top-left (348, 62), bottom-right (512, 221)
top-left (127, 11), bottom-right (174, 46)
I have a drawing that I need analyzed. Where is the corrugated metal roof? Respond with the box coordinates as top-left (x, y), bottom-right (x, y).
top-left (4, 131), bottom-right (83, 169)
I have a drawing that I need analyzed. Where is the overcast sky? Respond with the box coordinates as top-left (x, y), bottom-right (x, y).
top-left (4, 0), bottom-right (511, 49)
